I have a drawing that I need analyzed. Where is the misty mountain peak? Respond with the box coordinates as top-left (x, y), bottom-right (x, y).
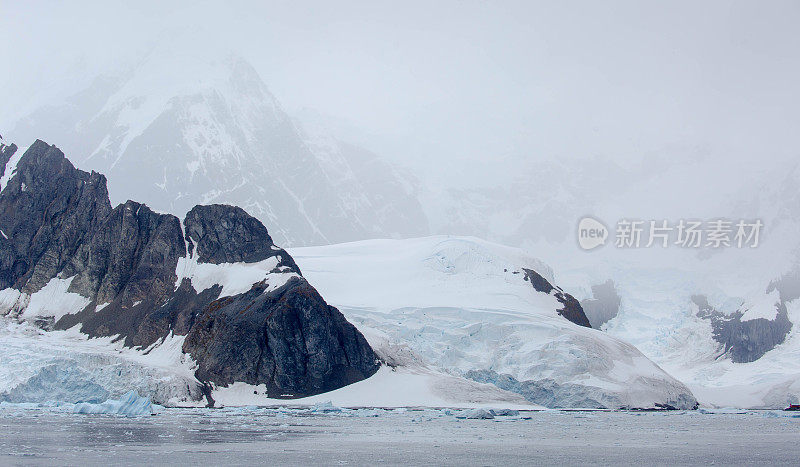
top-left (11, 54), bottom-right (428, 246)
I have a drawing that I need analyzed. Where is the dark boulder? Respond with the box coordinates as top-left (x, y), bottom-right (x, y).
top-left (184, 277), bottom-right (379, 397)
top-left (184, 204), bottom-right (299, 273)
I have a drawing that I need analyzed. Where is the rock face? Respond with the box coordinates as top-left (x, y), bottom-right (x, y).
top-left (0, 140), bottom-right (379, 399)
top-left (0, 140), bottom-right (112, 293)
top-left (184, 204), bottom-right (299, 272)
top-left (580, 280), bottom-right (621, 328)
top-left (0, 143), bottom-right (17, 178)
top-left (183, 278), bottom-right (377, 397)
top-left (57, 200), bottom-right (187, 348)
top-left (693, 293), bottom-right (793, 363)
top-left (522, 268), bottom-right (592, 328)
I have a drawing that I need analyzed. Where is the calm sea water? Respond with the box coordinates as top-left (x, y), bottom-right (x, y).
top-left (1, 406), bottom-right (798, 465)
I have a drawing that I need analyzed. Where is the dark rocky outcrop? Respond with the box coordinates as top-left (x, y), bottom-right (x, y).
top-left (66, 200), bottom-right (185, 308)
top-left (184, 277), bottom-right (378, 397)
top-left (184, 204), bottom-right (299, 273)
top-left (0, 140), bottom-right (379, 399)
top-left (767, 267), bottom-right (800, 303)
top-left (56, 200), bottom-right (188, 348)
top-left (0, 140), bottom-right (111, 292)
top-left (580, 280), bottom-right (621, 328)
top-left (522, 268), bottom-right (592, 328)
top-left (0, 143), bottom-right (17, 177)
top-left (693, 294), bottom-right (792, 363)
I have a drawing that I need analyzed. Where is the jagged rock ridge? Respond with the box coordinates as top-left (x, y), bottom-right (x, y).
top-left (0, 140), bottom-right (379, 399)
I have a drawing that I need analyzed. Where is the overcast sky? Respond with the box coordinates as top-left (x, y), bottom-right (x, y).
top-left (2, 0), bottom-right (799, 187)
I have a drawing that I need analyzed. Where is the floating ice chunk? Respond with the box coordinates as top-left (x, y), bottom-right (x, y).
top-left (357, 408), bottom-right (381, 417)
top-left (311, 400), bottom-right (341, 413)
top-left (490, 408), bottom-right (520, 416)
top-left (697, 407), bottom-right (749, 415)
top-left (72, 390), bottom-right (156, 417)
top-left (459, 408), bottom-right (495, 419)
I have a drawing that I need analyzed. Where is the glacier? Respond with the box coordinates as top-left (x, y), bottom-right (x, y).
top-left (0, 319), bottom-right (202, 406)
top-left (0, 235), bottom-right (700, 409)
top-left (73, 390), bottom-right (157, 417)
top-left (288, 236), bottom-right (698, 409)
top-left (553, 253), bottom-right (800, 409)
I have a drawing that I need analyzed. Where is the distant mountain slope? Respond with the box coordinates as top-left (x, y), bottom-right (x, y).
top-left (10, 48), bottom-right (427, 246)
top-left (558, 262), bottom-right (800, 409)
top-left (544, 159), bottom-right (800, 409)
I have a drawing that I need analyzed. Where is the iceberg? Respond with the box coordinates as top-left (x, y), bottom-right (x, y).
top-left (311, 401), bottom-right (342, 413)
top-left (459, 408), bottom-right (494, 419)
top-left (73, 390), bottom-right (156, 417)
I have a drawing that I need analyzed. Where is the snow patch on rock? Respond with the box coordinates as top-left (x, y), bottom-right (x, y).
top-left (21, 276), bottom-right (91, 321)
top-left (175, 254), bottom-right (298, 298)
top-left (0, 144), bottom-right (27, 191)
top-left (740, 289), bottom-right (781, 322)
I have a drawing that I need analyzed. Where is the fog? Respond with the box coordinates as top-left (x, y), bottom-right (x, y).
top-left (2, 1), bottom-right (799, 259)
top-left (4, 1), bottom-right (798, 171)
top-left (4, 1), bottom-right (800, 412)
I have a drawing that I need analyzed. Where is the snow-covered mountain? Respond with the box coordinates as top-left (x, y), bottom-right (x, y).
top-left (10, 47), bottom-right (427, 246)
top-left (0, 138), bottom-right (697, 409)
top-left (414, 146), bottom-right (800, 409)
top-left (288, 236), bottom-right (697, 409)
top-left (553, 261), bottom-right (799, 409)
top-left (0, 140), bottom-right (379, 404)
top-left (6, 41), bottom-right (798, 409)
top-left (538, 158), bottom-right (800, 409)
top-left (547, 219), bottom-right (800, 408)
